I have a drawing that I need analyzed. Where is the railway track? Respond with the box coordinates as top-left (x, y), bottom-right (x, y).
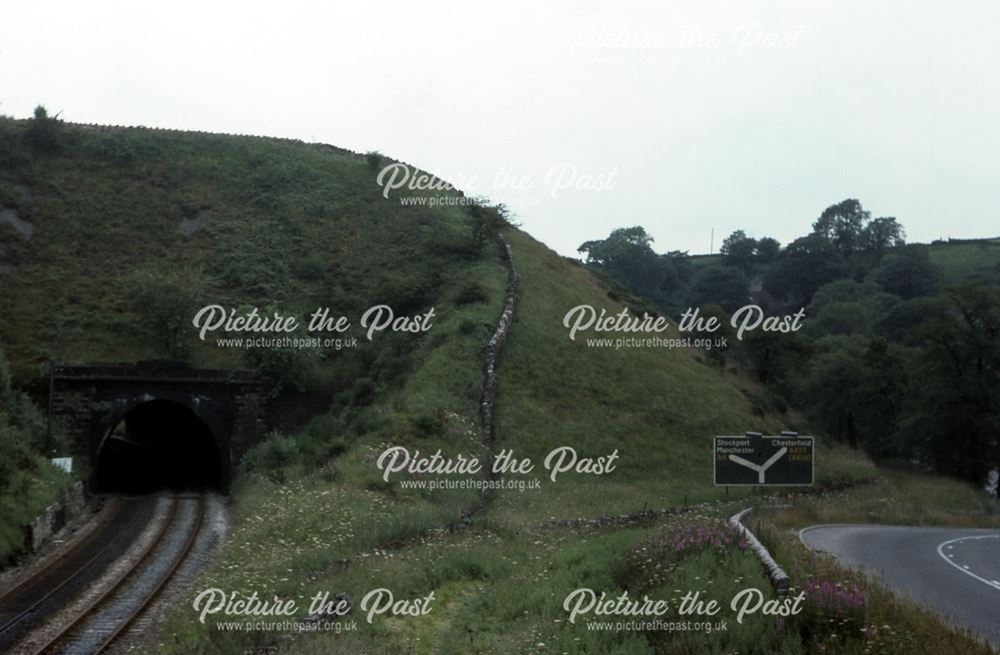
top-left (0, 498), bottom-right (154, 652)
top-left (25, 495), bottom-right (206, 655)
top-left (0, 495), bottom-right (206, 655)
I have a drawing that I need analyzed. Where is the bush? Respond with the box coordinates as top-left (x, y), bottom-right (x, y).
top-left (455, 280), bottom-right (488, 305)
top-left (872, 245), bottom-right (939, 299)
top-left (365, 151), bottom-right (384, 171)
top-left (409, 409), bottom-right (445, 437)
top-left (351, 377), bottom-right (378, 406)
top-left (687, 265), bottom-right (750, 313)
top-left (126, 265), bottom-right (209, 360)
top-left (468, 203), bottom-right (511, 254)
top-left (242, 431), bottom-right (300, 478)
top-left (298, 413), bottom-right (352, 463)
top-left (319, 461), bottom-right (342, 483)
top-left (0, 423), bottom-right (37, 492)
top-left (25, 106), bottom-right (63, 152)
top-left (0, 353), bottom-right (45, 451)
top-left (0, 350), bottom-right (70, 565)
top-left (243, 344), bottom-right (318, 395)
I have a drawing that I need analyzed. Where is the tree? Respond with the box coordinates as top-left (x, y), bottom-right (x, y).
top-left (687, 265), bottom-right (749, 313)
top-left (872, 245), bottom-right (939, 299)
top-left (855, 338), bottom-right (908, 456)
top-left (899, 282), bottom-right (1000, 481)
top-left (739, 329), bottom-right (811, 390)
top-left (578, 226), bottom-right (653, 264)
top-left (809, 279), bottom-right (898, 313)
top-left (0, 351), bottom-right (49, 487)
top-left (468, 202), bottom-right (510, 254)
top-left (812, 199), bottom-right (871, 255)
top-left (365, 150), bottom-right (384, 171)
top-left (243, 343), bottom-right (319, 396)
top-left (806, 279), bottom-right (900, 338)
top-left (720, 230), bottom-right (757, 273)
top-left (25, 105), bottom-right (63, 152)
top-left (798, 337), bottom-right (867, 448)
top-left (690, 304), bottom-right (734, 369)
top-left (578, 227), bottom-right (691, 313)
top-left (755, 237), bottom-right (781, 264)
top-left (797, 336), bottom-right (906, 453)
top-left (126, 265), bottom-right (209, 360)
top-left (808, 301), bottom-right (877, 338)
top-left (862, 216), bottom-right (906, 257)
top-left (0, 351), bottom-right (45, 450)
top-left (764, 234), bottom-right (849, 307)
top-left (661, 250), bottom-right (694, 290)
top-left (875, 296), bottom-right (945, 343)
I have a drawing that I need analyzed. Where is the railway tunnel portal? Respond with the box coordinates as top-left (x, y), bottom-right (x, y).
top-left (48, 361), bottom-right (268, 493)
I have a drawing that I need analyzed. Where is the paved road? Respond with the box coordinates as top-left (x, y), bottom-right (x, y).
top-left (800, 525), bottom-right (1000, 648)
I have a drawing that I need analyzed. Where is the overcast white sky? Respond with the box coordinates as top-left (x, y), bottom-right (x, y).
top-left (2, 0), bottom-right (997, 256)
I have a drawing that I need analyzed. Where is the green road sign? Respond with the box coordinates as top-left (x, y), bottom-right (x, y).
top-left (714, 433), bottom-right (814, 486)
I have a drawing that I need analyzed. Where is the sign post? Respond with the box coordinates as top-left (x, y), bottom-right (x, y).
top-left (714, 431), bottom-right (813, 486)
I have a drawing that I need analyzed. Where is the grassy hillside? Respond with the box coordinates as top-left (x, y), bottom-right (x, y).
top-left (0, 117), bottom-right (501, 395)
top-left (0, 114), bottom-right (506, 564)
top-left (2, 116), bottom-right (995, 654)
top-left (927, 239), bottom-right (1000, 283)
top-left (493, 230), bottom-right (872, 523)
top-left (157, 224), bottom-right (877, 655)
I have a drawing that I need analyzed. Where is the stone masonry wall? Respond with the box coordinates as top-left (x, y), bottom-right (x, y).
top-left (26, 481), bottom-right (86, 553)
top-left (479, 233), bottom-right (520, 449)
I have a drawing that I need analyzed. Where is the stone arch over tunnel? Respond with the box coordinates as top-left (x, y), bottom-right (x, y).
top-left (49, 362), bottom-right (267, 494)
top-left (94, 398), bottom-right (230, 493)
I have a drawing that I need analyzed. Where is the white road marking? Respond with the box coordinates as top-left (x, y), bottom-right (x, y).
top-left (936, 535), bottom-right (1000, 591)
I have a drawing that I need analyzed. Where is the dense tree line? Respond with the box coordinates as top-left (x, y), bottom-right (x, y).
top-left (579, 200), bottom-right (1000, 485)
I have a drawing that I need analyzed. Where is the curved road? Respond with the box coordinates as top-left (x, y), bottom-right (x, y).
top-left (800, 525), bottom-right (1000, 648)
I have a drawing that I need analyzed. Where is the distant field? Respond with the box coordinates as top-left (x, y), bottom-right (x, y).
top-left (927, 239), bottom-right (1000, 283)
top-left (677, 239), bottom-right (999, 283)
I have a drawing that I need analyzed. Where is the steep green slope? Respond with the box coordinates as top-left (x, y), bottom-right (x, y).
top-left (0, 116), bottom-right (508, 567)
top-left (0, 118), bottom-right (499, 400)
top-left (492, 230), bottom-right (869, 523)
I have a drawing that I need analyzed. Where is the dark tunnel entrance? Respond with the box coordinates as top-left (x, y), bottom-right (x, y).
top-left (95, 399), bottom-right (226, 493)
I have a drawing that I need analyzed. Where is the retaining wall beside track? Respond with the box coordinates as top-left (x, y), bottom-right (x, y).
top-left (27, 482), bottom-right (87, 553)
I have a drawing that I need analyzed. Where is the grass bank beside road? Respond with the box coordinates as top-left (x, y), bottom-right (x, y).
top-left (769, 466), bottom-right (1000, 530)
